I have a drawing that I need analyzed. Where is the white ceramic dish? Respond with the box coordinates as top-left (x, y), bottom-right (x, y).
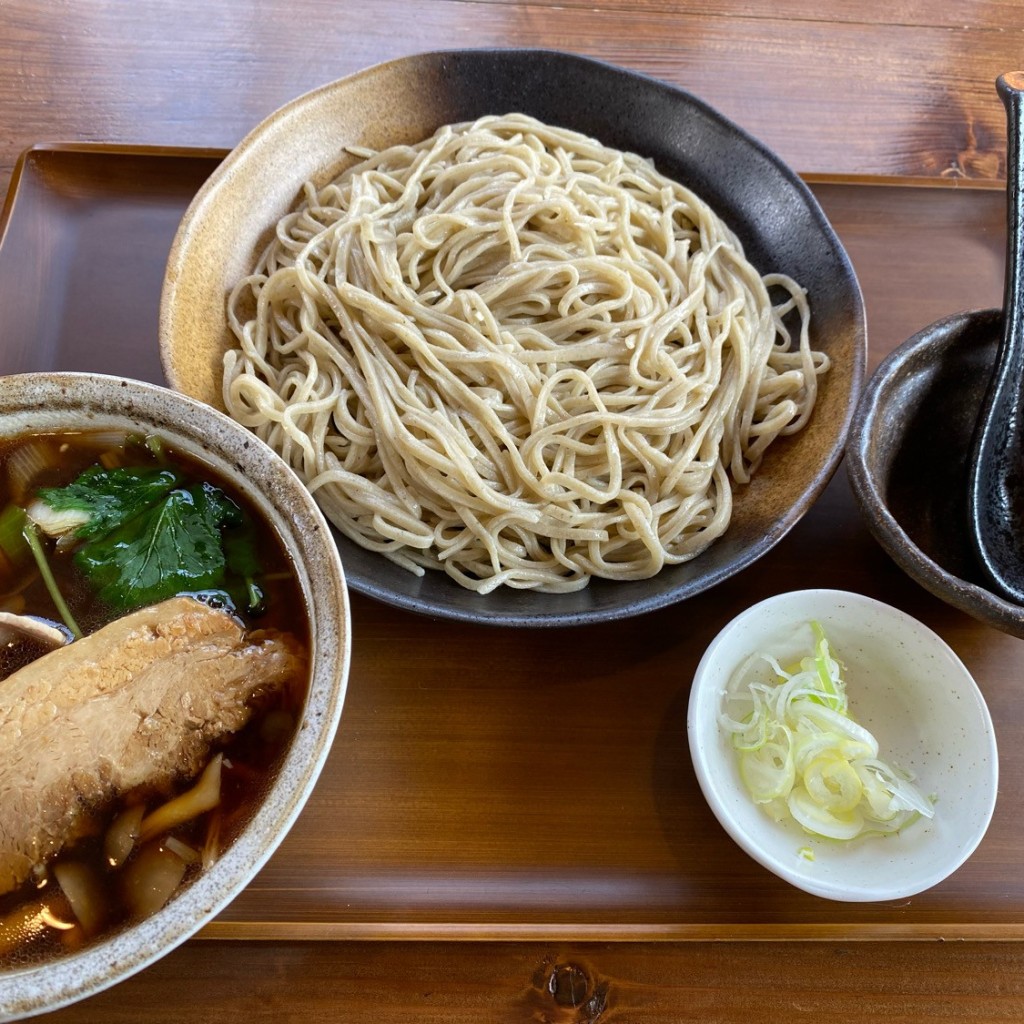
top-left (687, 589), bottom-right (998, 902)
top-left (0, 373), bottom-right (351, 1021)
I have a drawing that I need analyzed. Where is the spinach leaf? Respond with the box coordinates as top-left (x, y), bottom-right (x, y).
top-left (37, 466), bottom-right (181, 540)
top-left (222, 516), bottom-right (266, 615)
top-left (38, 458), bottom-right (267, 614)
top-left (192, 482), bottom-right (266, 613)
top-left (74, 486), bottom-right (230, 608)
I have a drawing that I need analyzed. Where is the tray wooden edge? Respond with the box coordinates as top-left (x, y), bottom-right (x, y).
top-left (196, 920), bottom-right (1024, 942)
top-left (0, 141), bottom-right (229, 250)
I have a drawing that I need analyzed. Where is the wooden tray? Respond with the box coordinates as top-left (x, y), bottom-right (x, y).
top-left (0, 145), bottom-right (1020, 942)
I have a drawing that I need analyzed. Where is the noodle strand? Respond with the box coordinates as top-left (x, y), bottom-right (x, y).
top-left (224, 114), bottom-right (829, 593)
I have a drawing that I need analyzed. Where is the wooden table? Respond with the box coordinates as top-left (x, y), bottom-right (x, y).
top-left (3, 2), bottom-right (1024, 1020)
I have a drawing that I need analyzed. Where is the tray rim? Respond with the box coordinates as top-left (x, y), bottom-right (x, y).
top-left (0, 142), bottom-right (228, 254)
top-left (196, 919), bottom-right (1024, 942)
top-left (1, 142), bottom-right (1002, 262)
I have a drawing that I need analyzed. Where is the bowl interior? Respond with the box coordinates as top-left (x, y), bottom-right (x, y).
top-left (0, 373), bottom-right (350, 1020)
top-left (688, 589), bottom-right (998, 902)
top-left (846, 309), bottom-right (1024, 638)
top-left (161, 48), bottom-right (866, 626)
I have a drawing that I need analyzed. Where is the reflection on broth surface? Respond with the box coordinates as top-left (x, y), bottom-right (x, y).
top-left (0, 431), bottom-right (310, 967)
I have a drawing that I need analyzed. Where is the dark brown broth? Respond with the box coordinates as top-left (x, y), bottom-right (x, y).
top-left (0, 431), bottom-right (311, 968)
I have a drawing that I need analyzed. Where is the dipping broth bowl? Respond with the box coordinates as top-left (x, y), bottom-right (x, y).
top-left (846, 310), bottom-right (1024, 639)
top-left (0, 372), bottom-right (350, 1021)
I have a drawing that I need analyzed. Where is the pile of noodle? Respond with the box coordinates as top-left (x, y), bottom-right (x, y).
top-left (224, 114), bottom-right (829, 594)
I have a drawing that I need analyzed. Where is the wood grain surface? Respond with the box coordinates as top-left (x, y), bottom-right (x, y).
top-left (1, 0), bottom-right (1023, 193)
top-left (35, 939), bottom-right (1024, 1023)
top-left (3, 1), bottom-right (1024, 1020)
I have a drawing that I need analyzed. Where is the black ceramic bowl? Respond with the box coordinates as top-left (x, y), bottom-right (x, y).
top-left (161, 49), bottom-right (866, 627)
top-left (847, 309), bottom-right (1024, 639)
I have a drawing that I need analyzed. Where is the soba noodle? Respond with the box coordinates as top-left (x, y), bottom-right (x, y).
top-left (224, 114), bottom-right (829, 593)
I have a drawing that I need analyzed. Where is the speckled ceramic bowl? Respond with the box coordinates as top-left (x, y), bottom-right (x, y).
top-left (0, 372), bottom-right (350, 1021)
top-left (688, 589), bottom-right (998, 901)
top-left (847, 310), bottom-right (1024, 639)
top-left (160, 48), bottom-right (866, 627)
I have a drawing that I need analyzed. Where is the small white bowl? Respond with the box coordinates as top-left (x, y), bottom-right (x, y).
top-left (687, 589), bottom-right (998, 902)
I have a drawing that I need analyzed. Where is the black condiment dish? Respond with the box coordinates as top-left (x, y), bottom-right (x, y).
top-left (847, 309), bottom-right (1024, 638)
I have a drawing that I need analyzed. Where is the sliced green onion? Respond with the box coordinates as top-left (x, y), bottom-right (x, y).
top-left (719, 622), bottom-right (933, 842)
top-left (244, 578), bottom-right (265, 617)
top-left (0, 503), bottom-right (31, 578)
top-left (740, 727), bottom-right (795, 803)
top-left (144, 435), bottom-right (167, 462)
top-left (802, 754), bottom-right (862, 814)
top-left (788, 786), bottom-right (865, 841)
top-left (21, 521), bottom-right (82, 640)
top-left (730, 709), bottom-right (768, 752)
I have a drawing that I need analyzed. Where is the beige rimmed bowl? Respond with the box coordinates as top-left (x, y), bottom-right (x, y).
top-left (0, 372), bottom-right (350, 1021)
top-left (160, 48), bottom-right (866, 627)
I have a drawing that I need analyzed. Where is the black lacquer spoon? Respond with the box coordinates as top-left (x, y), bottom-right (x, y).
top-left (967, 72), bottom-right (1024, 603)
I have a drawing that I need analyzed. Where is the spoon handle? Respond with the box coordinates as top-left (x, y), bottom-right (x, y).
top-left (999, 71), bottom-right (1024, 384)
top-left (967, 73), bottom-right (1024, 597)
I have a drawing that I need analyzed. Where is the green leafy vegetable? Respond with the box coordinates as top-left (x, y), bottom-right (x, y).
top-left (222, 513), bottom-right (266, 616)
top-left (37, 467), bottom-right (181, 541)
top-left (75, 486), bottom-right (229, 608)
top-left (35, 462), bottom-right (263, 614)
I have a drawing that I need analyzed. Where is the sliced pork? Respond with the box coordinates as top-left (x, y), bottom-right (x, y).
top-left (0, 595), bottom-right (305, 895)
